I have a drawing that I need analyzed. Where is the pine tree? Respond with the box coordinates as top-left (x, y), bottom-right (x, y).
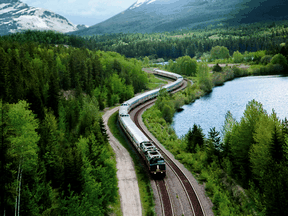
top-left (270, 124), bottom-right (284, 164)
top-left (186, 124), bottom-right (205, 153)
top-left (0, 101), bottom-right (12, 215)
top-left (0, 48), bottom-right (9, 100)
top-left (47, 71), bottom-right (60, 117)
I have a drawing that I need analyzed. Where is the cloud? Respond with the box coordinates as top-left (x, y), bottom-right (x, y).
top-left (21, 0), bottom-right (135, 15)
top-left (20, 0), bottom-right (136, 25)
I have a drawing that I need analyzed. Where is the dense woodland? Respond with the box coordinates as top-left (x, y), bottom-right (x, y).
top-left (0, 37), bottom-right (148, 215)
top-left (2, 20), bottom-right (288, 62)
top-left (0, 20), bottom-right (288, 215)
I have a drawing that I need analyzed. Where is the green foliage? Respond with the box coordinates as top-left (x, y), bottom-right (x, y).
top-left (222, 101), bottom-right (288, 214)
top-left (196, 63), bottom-right (213, 92)
top-left (108, 111), bottom-right (155, 216)
top-left (162, 104), bottom-right (173, 123)
top-left (2, 21), bottom-right (288, 62)
top-left (7, 100), bottom-right (40, 172)
top-left (143, 103), bottom-right (256, 215)
top-left (186, 124), bottom-right (205, 153)
top-left (0, 39), bottom-right (140, 214)
top-left (260, 55), bottom-right (272, 65)
top-left (253, 50), bottom-right (266, 64)
top-left (271, 53), bottom-right (288, 68)
top-left (207, 127), bottom-right (221, 162)
top-left (143, 56), bottom-right (149, 66)
top-left (172, 56), bottom-right (198, 76)
top-left (212, 63), bottom-right (222, 72)
top-left (210, 46), bottom-right (230, 60)
top-left (233, 51), bottom-right (244, 63)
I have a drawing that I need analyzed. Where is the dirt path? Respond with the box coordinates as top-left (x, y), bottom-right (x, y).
top-left (103, 107), bottom-right (142, 216)
top-left (207, 63), bottom-right (250, 69)
top-left (102, 69), bottom-right (175, 216)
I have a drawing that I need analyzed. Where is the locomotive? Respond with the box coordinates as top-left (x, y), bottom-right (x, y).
top-left (118, 69), bottom-right (183, 175)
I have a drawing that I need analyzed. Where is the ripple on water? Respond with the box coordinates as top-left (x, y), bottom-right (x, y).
top-left (172, 75), bottom-right (288, 137)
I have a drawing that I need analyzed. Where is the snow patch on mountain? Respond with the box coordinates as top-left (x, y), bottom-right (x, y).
top-left (0, 0), bottom-right (87, 35)
top-left (129, 0), bottom-right (156, 10)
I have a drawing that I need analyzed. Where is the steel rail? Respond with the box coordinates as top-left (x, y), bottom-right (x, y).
top-left (132, 80), bottom-right (206, 216)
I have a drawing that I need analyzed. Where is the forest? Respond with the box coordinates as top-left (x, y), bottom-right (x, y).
top-left (0, 37), bottom-right (148, 215)
top-left (1, 20), bottom-right (288, 62)
top-left (0, 19), bottom-right (288, 215)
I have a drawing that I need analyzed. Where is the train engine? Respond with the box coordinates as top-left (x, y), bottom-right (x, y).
top-left (140, 142), bottom-right (166, 175)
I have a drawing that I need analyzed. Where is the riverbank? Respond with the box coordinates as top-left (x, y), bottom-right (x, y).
top-left (141, 64), bottom-right (288, 215)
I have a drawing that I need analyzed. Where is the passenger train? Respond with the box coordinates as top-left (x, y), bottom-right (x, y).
top-left (118, 69), bottom-right (184, 175)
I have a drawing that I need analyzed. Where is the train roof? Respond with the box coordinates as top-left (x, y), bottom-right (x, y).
top-left (121, 117), bottom-right (150, 144)
top-left (146, 150), bottom-right (164, 160)
top-left (119, 105), bottom-right (129, 115)
top-left (164, 78), bottom-right (183, 89)
top-left (125, 88), bottom-right (160, 106)
top-left (154, 69), bottom-right (180, 79)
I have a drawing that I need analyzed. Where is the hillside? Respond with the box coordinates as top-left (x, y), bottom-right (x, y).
top-left (0, 0), bottom-right (87, 35)
top-left (70, 0), bottom-right (288, 36)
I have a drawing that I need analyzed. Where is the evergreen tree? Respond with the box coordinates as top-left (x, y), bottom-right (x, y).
top-left (186, 124), bottom-right (205, 153)
top-left (212, 63), bottom-right (222, 72)
top-left (47, 72), bottom-right (60, 117)
top-left (270, 121), bottom-right (284, 164)
top-left (0, 48), bottom-right (9, 100)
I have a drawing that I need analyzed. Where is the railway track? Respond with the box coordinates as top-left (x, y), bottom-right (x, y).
top-left (156, 179), bottom-right (174, 216)
top-left (130, 80), bottom-right (205, 216)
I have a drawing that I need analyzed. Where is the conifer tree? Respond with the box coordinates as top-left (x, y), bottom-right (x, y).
top-left (186, 124), bottom-right (205, 153)
top-left (0, 48), bottom-right (9, 100)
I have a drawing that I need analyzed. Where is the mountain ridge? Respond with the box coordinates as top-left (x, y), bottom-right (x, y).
top-left (70, 0), bottom-right (288, 36)
top-left (0, 0), bottom-right (87, 35)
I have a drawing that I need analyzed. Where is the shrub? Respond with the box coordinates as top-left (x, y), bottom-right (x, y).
top-left (162, 104), bottom-right (173, 123)
top-left (260, 55), bottom-right (272, 65)
top-left (212, 63), bottom-right (222, 72)
top-left (205, 180), bottom-right (215, 197)
top-left (233, 51), bottom-right (244, 63)
top-left (223, 68), bottom-right (235, 81)
top-left (210, 46), bottom-right (230, 60)
top-left (253, 50), bottom-right (266, 64)
top-left (271, 53), bottom-right (287, 68)
top-left (212, 73), bottom-right (225, 86)
top-left (231, 66), bottom-right (242, 77)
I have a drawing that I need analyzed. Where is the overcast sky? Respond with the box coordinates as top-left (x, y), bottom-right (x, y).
top-left (21, 0), bottom-right (137, 26)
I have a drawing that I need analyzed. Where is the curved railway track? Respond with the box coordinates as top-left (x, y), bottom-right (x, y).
top-left (156, 179), bottom-right (173, 216)
top-left (130, 79), bottom-right (205, 216)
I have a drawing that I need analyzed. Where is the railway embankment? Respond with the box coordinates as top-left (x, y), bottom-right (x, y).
top-left (141, 65), bottom-right (284, 215)
top-left (104, 72), bottom-right (171, 216)
top-left (138, 105), bottom-right (214, 216)
top-left (103, 107), bottom-right (142, 216)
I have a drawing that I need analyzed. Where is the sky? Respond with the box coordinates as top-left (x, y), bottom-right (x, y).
top-left (20, 0), bottom-right (138, 26)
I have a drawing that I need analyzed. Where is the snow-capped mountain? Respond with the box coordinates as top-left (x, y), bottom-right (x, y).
top-left (70, 0), bottom-right (288, 36)
top-left (128, 0), bottom-right (157, 10)
top-left (0, 0), bottom-right (87, 35)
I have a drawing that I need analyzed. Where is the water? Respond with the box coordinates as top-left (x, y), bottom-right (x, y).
top-left (172, 75), bottom-right (288, 137)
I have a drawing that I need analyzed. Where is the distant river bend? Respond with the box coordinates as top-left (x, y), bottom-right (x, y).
top-left (172, 75), bottom-right (288, 137)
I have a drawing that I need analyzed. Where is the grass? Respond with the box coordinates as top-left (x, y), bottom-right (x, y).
top-left (108, 186), bottom-right (122, 216)
top-left (147, 73), bottom-right (168, 90)
top-left (108, 111), bottom-right (156, 216)
top-left (142, 105), bottom-right (256, 215)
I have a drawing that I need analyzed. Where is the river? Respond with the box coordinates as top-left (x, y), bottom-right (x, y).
top-left (172, 75), bottom-right (288, 138)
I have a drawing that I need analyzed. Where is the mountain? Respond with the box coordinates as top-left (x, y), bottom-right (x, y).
top-left (0, 0), bottom-right (88, 35)
top-left (70, 0), bottom-right (288, 36)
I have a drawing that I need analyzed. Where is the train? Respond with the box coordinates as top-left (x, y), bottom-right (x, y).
top-left (118, 69), bottom-right (184, 175)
